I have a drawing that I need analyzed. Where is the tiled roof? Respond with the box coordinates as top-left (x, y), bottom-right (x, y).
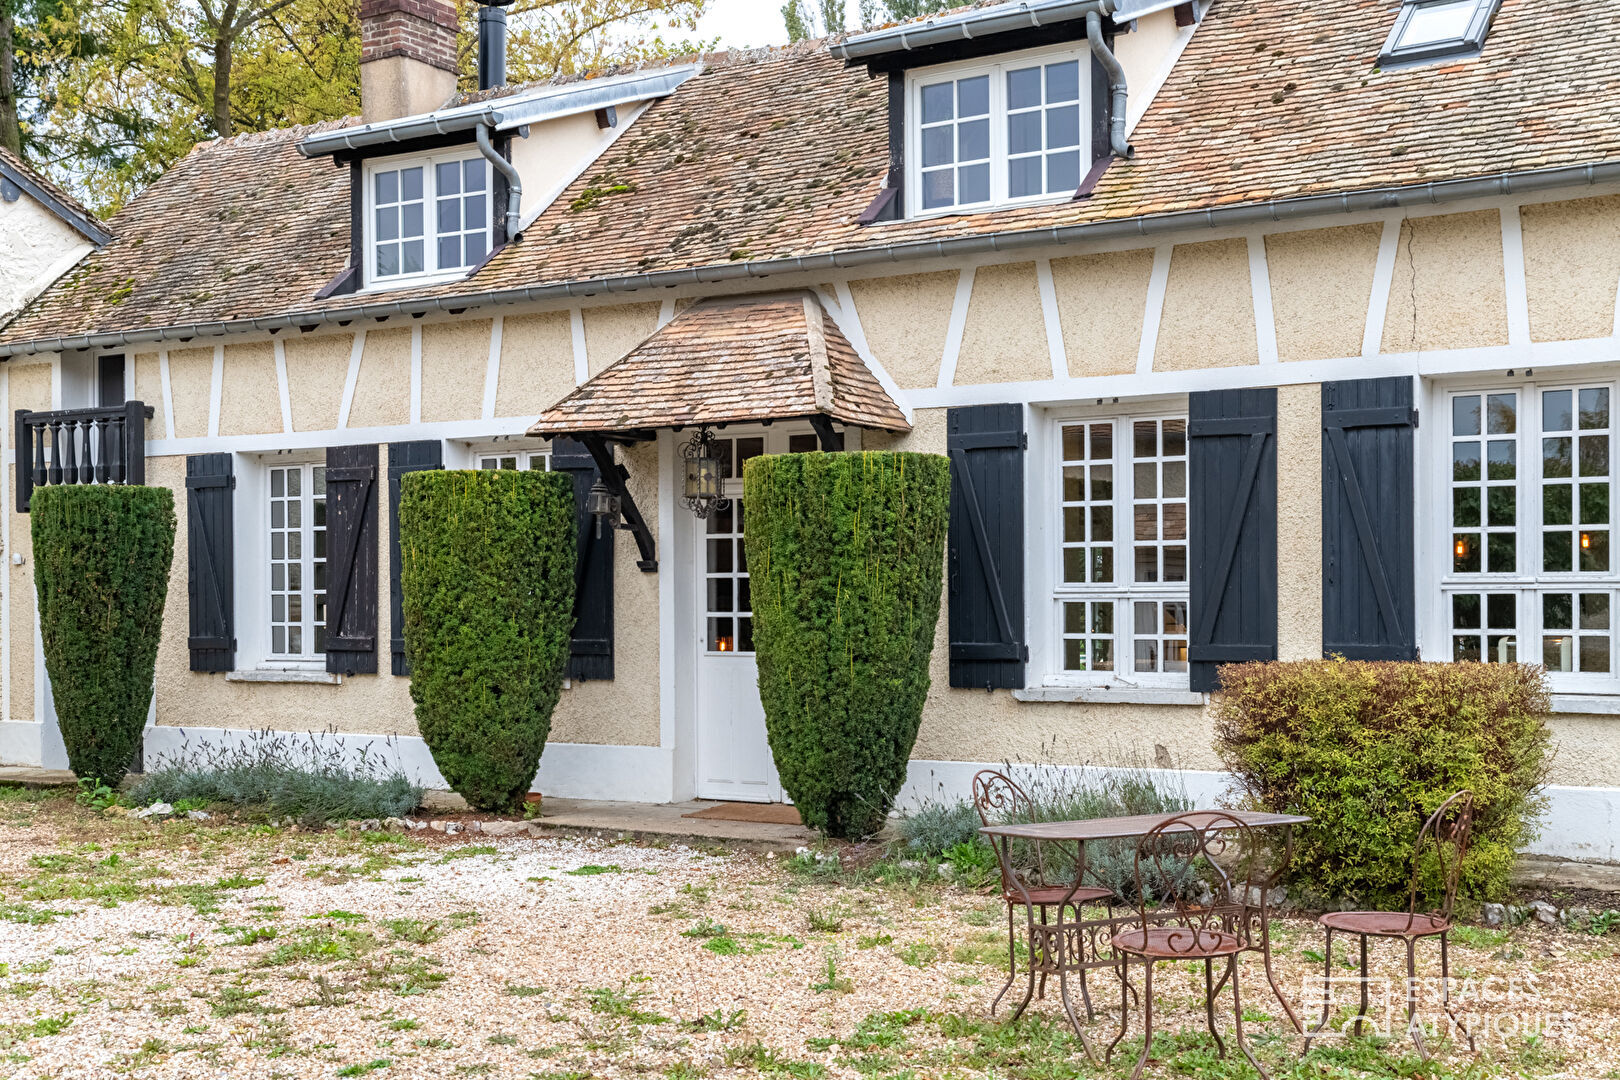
top-left (6, 0), bottom-right (1620, 350)
top-left (529, 292), bottom-right (910, 436)
top-left (0, 146), bottom-right (107, 241)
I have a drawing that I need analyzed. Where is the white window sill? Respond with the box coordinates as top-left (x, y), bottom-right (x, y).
top-left (226, 669), bottom-right (343, 686)
top-left (1014, 686), bottom-right (1205, 706)
top-left (1550, 694), bottom-right (1620, 715)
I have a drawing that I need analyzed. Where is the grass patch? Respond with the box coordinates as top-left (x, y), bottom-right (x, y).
top-left (565, 864), bottom-right (621, 876)
top-left (585, 986), bottom-right (668, 1026)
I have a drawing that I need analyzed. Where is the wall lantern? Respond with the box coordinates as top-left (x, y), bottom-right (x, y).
top-left (681, 426), bottom-right (730, 519)
top-left (586, 479), bottom-right (621, 538)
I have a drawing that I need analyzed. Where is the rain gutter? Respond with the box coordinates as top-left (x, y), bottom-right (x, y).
top-left (7, 161), bottom-right (1620, 359)
top-left (831, 0), bottom-right (1114, 59)
top-left (297, 65), bottom-right (702, 158)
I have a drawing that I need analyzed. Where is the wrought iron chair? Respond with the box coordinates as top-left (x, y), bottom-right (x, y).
top-left (971, 770), bottom-right (1118, 1022)
top-left (1106, 811), bottom-right (1272, 1080)
top-left (1304, 790), bottom-right (1477, 1060)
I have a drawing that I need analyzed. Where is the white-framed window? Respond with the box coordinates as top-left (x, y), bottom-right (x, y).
top-left (365, 151), bottom-right (491, 288)
top-left (1379, 0), bottom-right (1498, 66)
top-left (907, 44), bottom-right (1090, 216)
top-left (1441, 380), bottom-right (1618, 689)
top-left (267, 462), bottom-right (328, 661)
top-left (1051, 414), bottom-right (1190, 685)
top-left (476, 447), bottom-right (551, 472)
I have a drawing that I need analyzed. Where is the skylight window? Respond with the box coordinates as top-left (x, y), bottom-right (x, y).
top-left (1379, 0), bottom-right (1500, 67)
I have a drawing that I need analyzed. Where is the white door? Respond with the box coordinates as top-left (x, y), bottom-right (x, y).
top-left (694, 429), bottom-right (820, 801)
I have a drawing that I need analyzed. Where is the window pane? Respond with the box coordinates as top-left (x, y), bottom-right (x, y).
top-left (921, 81), bottom-right (954, 124)
top-left (1398, 0), bottom-right (1477, 47)
top-left (376, 207), bottom-right (398, 242)
top-left (1453, 395), bottom-right (1481, 436)
top-left (958, 163), bottom-right (990, 205)
top-left (922, 127), bottom-right (954, 168)
top-left (922, 169), bottom-right (954, 209)
top-left (438, 236), bottom-right (460, 270)
top-left (1582, 592), bottom-right (1610, 630)
top-left (464, 158), bottom-right (486, 191)
top-left (1009, 156), bottom-right (1042, 198)
top-left (1047, 151), bottom-right (1081, 193)
top-left (1581, 387), bottom-right (1610, 429)
top-left (1581, 530), bottom-right (1609, 573)
top-left (959, 118), bottom-right (990, 162)
top-left (1486, 532), bottom-right (1515, 573)
top-left (1007, 66), bottom-right (1041, 110)
top-left (403, 240), bottom-right (424, 275)
top-left (1046, 104), bottom-right (1080, 148)
top-left (1485, 393), bottom-right (1516, 434)
top-left (377, 245), bottom-right (398, 278)
top-left (1453, 441), bottom-right (1481, 481)
top-left (400, 166), bottom-right (423, 201)
top-left (1009, 111), bottom-right (1042, 155)
top-left (958, 75), bottom-right (989, 117)
top-left (1544, 390), bottom-right (1573, 432)
top-left (1046, 61), bottom-right (1080, 102)
top-left (438, 199), bottom-right (460, 233)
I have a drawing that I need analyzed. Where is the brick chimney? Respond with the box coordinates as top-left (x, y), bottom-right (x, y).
top-left (359, 0), bottom-right (459, 125)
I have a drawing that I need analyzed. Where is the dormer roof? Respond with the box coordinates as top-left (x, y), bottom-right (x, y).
top-left (0, 147), bottom-right (111, 246)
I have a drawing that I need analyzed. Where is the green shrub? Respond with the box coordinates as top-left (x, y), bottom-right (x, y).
top-left (743, 451), bottom-right (949, 838)
top-left (130, 729), bottom-right (423, 825)
top-left (31, 485), bottom-right (176, 784)
top-left (398, 470), bottom-right (575, 811)
top-left (1214, 658), bottom-right (1552, 906)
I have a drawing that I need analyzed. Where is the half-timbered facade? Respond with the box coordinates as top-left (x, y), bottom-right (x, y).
top-left (2, 0), bottom-right (1618, 862)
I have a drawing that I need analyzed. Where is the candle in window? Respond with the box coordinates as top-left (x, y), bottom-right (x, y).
top-left (1582, 532), bottom-right (1593, 550)
top-left (716, 637), bottom-right (733, 653)
top-left (1454, 537), bottom-right (1468, 558)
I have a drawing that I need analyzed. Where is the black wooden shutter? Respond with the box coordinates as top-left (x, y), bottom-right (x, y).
top-left (324, 444), bottom-right (379, 675)
top-left (387, 441), bottom-right (443, 676)
top-left (1323, 377), bottom-right (1418, 660)
top-left (1188, 389), bottom-right (1278, 693)
top-left (186, 453), bottom-right (235, 672)
top-left (947, 404), bottom-right (1027, 689)
top-left (552, 438), bottom-right (614, 680)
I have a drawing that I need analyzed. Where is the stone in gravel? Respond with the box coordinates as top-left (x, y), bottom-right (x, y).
top-left (1565, 906), bottom-right (1593, 929)
top-left (1482, 902), bottom-right (1506, 928)
top-left (481, 821), bottom-right (529, 838)
top-left (358, 819), bottom-right (381, 831)
top-left (382, 818), bottom-right (406, 830)
top-left (135, 802), bottom-right (174, 819)
top-left (185, 810), bottom-right (210, 821)
top-left (1532, 899), bottom-right (1561, 926)
top-left (429, 820), bottom-right (450, 832)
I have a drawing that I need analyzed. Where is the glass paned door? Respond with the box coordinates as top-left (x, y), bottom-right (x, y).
top-left (694, 429), bottom-right (820, 802)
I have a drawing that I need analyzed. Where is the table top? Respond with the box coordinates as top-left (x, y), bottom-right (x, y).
top-left (979, 809), bottom-right (1310, 842)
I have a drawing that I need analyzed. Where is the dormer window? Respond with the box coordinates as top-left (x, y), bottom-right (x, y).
top-left (365, 151), bottom-right (491, 288)
top-left (1379, 0), bottom-right (1500, 67)
top-left (908, 45), bottom-right (1090, 216)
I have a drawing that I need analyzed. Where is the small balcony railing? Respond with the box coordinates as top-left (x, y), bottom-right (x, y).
top-left (14, 401), bottom-right (153, 512)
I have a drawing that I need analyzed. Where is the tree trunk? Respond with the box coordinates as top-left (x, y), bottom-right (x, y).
top-left (0, 10), bottom-right (21, 156)
top-left (211, 30), bottom-right (232, 139)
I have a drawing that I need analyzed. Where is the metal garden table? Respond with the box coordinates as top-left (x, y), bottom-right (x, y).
top-left (978, 809), bottom-right (1311, 1061)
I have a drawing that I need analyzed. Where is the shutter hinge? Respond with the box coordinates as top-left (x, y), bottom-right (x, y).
top-left (1411, 408), bottom-right (1419, 429)
top-left (1020, 644), bottom-right (1030, 662)
top-left (1021, 432), bottom-right (1028, 450)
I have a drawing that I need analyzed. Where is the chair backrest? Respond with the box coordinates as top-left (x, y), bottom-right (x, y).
top-left (1131, 811), bottom-right (1265, 951)
top-left (1406, 789), bottom-right (1474, 924)
top-left (971, 770), bottom-right (1032, 828)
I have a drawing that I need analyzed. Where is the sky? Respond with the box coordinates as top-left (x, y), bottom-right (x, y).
top-left (692, 0), bottom-right (865, 49)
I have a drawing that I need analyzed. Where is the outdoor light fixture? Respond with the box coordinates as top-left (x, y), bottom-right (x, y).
top-left (586, 479), bottom-right (621, 539)
top-left (1455, 537), bottom-right (1469, 558)
top-left (681, 426), bottom-right (730, 519)
top-left (1582, 532), bottom-right (1593, 550)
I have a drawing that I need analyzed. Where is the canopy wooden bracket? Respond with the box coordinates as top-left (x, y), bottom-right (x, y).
top-left (580, 434), bottom-right (658, 572)
top-left (808, 414), bottom-right (845, 452)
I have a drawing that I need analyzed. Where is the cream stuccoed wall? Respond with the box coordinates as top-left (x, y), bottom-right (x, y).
top-left (0, 193), bottom-right (91, 323)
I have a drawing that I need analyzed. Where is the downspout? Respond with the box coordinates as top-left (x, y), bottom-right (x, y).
top-left (476, 122), bottom-right (524, 241)
top-left (1087, 9), bottom-right (1134, 159)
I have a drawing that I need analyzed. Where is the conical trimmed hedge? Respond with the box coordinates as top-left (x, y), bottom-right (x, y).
top-left (398, 469), bottom-right (576, 810)
top-left (32, 485), bottom-right (176, 784)
top-left (743, 451), bottom-right (950, 838)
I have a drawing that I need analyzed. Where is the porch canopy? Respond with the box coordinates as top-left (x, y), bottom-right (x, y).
top-left (528, 290), bottom-right (911, 445)
top-left (529, 290), bottom-right (911, 573)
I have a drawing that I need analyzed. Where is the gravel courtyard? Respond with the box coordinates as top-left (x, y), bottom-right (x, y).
top-left (0, 787), bottom-right (1617, 1080)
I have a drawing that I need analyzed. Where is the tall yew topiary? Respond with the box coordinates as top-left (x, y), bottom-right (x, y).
top-left (398, 470), bottom-right (576, 811)
top-left (743, 451), bottom-right (950, 838)
top-left (32, 485), bottom-right (176, 784)
top-left (1215, 658), bottom-right (1553, 906)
